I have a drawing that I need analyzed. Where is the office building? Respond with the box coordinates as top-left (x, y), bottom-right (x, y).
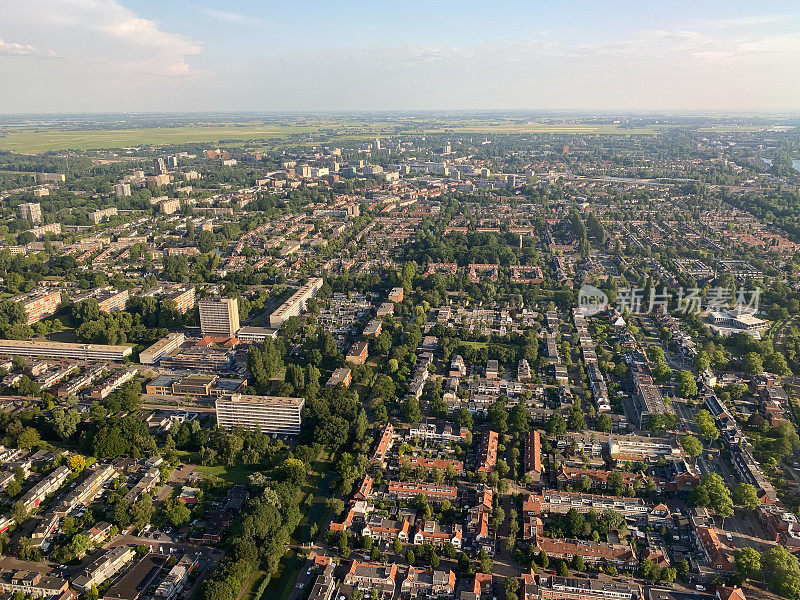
top-left (146, 373), bottom-right (246, 398)
top-left (215, 394), bottom-right (304, 436)
top-left (269, 277), bottom-right (324, 328)
top-left (19, 203), bottom-right (42, 224)
top-left (139, 333), bottom-right (186, 365)
top-left (236, 326), bottom-right (277, 344)
top-left (199, 297), bottom-right (240, 337)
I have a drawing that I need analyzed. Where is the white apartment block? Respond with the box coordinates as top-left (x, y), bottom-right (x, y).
top-left (269, 277), bottom-right (324, 328)
top-left (215, 394), bottom-right (304, 436)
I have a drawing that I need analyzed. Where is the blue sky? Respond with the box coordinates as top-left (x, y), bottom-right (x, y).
top-left (1, 0), bottom-right (799, 113)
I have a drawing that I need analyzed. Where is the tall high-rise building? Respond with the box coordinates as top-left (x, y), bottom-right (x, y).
top-left (198, 297), bottom-right (240, 337)
top-left (113, 183), bottom-right (131, 197)
top-left (19, 203), bottom-right (43, 224)
top-left (153, 158), bottom-right (167, 175)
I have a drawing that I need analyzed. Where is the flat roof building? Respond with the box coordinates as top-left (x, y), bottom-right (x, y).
top-left (199, 297), bottom-right (240, 338)
top-left (12, 289), bottom-right (61, 325)
top-left (215, 394), bottom-right (304, 436)
top-left (269, 277), bottom-right (324, 329)
top-left (19, 203), bottom-right (43, 224)
top-left (139, 333), bottom-right (186, 365)
top-left (0, 339), bottom-right (131, 362)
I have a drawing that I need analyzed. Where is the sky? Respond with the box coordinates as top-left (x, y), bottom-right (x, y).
top-left (1, 0), bottom-right (800, 114)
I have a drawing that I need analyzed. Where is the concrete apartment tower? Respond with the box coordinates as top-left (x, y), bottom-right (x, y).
top-left (198, 297), bottom-right (240, 337)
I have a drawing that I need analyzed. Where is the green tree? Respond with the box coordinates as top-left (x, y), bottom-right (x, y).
top-left (743, 352), bottom-right (764, 377)
top-left (732, 483), bottom-right (759, 509)
top-left (556, 560), bottom-right (569, 577)
top-left (11, 501), bottom-right (26, 524)
top-left (735, 547), bottom-right (762, 581)
top-left (765, 352), bottom-right (792, 376)
top-left (681, 435), bottom-right (703, 459)
top-left (538, 550), bottom-right (549, 568)
top-left (693, 473), bottom-right (733, 521)
top-left (430, 550), bottom-right (440, 568)
top-left (169, 502), bottom-right (192, 527)
top-left (695, 409), bottom-right (719, 443)
top-left (596, 413), bottom-right (612, 433)
top-left (403, 397), bottom-right (422, 423)
top-left (572, 554), bottom-right (585, 572)
top-left (547, 413), bottom-right (567, 436)
top-left (676, 370), bottom-right (697, 398)
top-left (763, 546), bottom-right (800, 599)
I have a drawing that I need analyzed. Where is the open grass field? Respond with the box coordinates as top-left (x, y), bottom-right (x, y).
top-left (0, 126), bottom-right (290, 153)
top-left (0, 121), bottom-right (666, 153)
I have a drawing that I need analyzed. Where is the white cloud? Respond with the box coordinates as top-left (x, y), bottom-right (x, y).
top-left (0, 0), bottom-right (201, 87)
top-left (199, 8), bottom-right (259, 25)
top-left (0, 39), bottom-right (44, 57)
top-left (0, 3), bottom-right (798, 113)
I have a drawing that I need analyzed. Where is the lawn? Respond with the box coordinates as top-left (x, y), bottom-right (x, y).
top-left (263, 456), bottom-right (335, 600)
top-left (293, 470), bottom-right (336, 545)
top-left (191, 464), bottom-right (255, 487)
top-left (0, 126), bottom-right (291, 153)
top-left (261, 552), bottom-right (302, 600)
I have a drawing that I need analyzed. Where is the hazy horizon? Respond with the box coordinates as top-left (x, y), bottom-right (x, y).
top-left (2, 0), bottom-right (800, 114)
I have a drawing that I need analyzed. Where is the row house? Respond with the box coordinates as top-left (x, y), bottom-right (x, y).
top-left (387, 480), bottom-right (457, 503)
top-left (72, 546), bottom-right (136, 591)
top-left (466, 486), bottom-right (494, 555)
top-left (476, 430), bottom-right (498, 473)
top-left (407, 422), bottom-right (468, 444)
top-left (20, 466), bottom-right (71, 512)
top-left (523, 491), bottom-right (649, 522)
top-left (534, 537), bottom-right (639, 570)
top-left (413, 521), bottom-right (462, 548)
top-left (401, 567), bottom-right (457, 598)
top-left (371, 423), bottom-right (394, 466)
top-left (54, 463), bottom-right (117, 517)
top-left (0, 570), bottom-right (69, 599)
top-left (693, 525), bottom-right (735, 574)
top-left (461, 573), bottom-right (492, 600)
top-left (402, 456), bottom-right (464, 474)
top-left (362, 514), bottom-right (410, 543)
top-left (122, 467), bottom-right (160, 504)
top-left (343, 561), bottom-right (397, 599)
top-left (523, 575), bottom-right (641, 600)
top-left (449, 355), bottom-right (466, 378)
top-left (524, 430), bottom-right (543, 483)
top-left (555, 466), bottom-right (651, 492)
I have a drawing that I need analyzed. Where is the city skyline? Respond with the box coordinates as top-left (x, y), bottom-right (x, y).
top-left (2, 0), bottom-right (800, 113)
